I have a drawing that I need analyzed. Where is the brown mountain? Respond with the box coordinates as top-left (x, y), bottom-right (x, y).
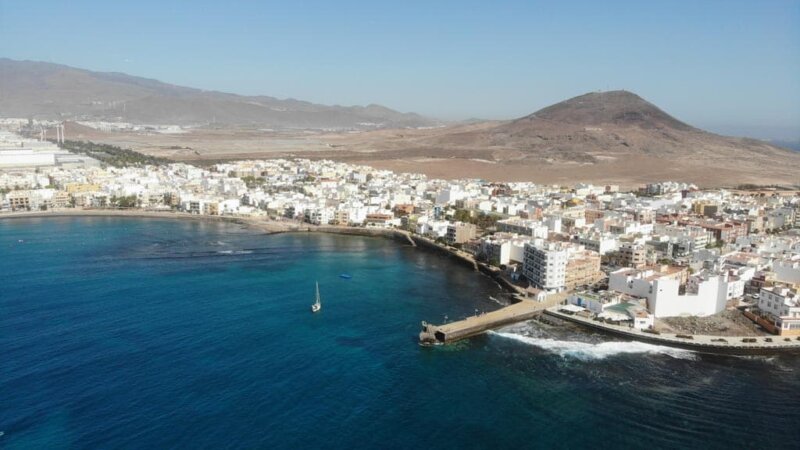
top-left (315, 90), bottom-right (800, 187)
top-left (518, 90), bottom-right (694, 130)
top-left (0, 58), bottom-right (437, 130)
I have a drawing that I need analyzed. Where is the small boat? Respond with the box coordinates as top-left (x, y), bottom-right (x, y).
top-left (339, 273), bottom-right (352, 279)
top-left (311, 281), bottom-right (322, 313)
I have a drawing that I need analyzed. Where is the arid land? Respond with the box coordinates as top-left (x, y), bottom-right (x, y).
top-left (63, 122), bottom-right (800, 189)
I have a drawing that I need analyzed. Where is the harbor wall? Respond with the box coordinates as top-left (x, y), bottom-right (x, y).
top-left (544, 309), bottom-right (800, 355)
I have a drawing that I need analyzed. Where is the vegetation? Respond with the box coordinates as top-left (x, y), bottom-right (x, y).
top-left (109, 195), bottom-right (139, 208)
top-left (735, 183), bottom-right (793, 191)
top-left (473, 213), bottom-right (502, 230)
top-left (240, 176), bottom-right (266, 189)
top-left (452, 209), bottom-right (473, 223)
top-left (452, 208), bottom-right (502, 230)
top-left (58, 140), bottom-right (172, 168)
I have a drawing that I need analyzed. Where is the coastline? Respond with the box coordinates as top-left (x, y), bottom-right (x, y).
top-left (2, 209), bottom-right (525, 296)
top-left (4, 209), bottom-right (794, 356)
top-left (0, 209), bottom-right (305, 233)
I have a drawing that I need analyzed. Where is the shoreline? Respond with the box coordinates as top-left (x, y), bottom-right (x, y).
top-left (5, 209), bottom-right (794, 355)
top-left (544, 307), bottom-right (800, 355)
top-left (0, 209), bottom-right (307, 233)
top-left (2, 209), bottom-right (526, 296)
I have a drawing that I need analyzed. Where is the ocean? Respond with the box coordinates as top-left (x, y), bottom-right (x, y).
top-left (1, 217), bottom-right (798, 449)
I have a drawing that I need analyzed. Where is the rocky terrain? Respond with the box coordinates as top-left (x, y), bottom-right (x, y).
top-left (657, 309), bottom-right (766, 337)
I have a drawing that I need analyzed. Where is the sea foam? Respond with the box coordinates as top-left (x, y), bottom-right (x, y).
top-left (490, 331), bottom-right (696, 361)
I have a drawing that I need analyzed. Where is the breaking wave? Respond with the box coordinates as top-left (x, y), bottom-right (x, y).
top-left (490, 331), bottom-right (696, 361)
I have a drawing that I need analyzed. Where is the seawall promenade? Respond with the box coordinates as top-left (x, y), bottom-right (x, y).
top-left (544, 307), bottom-right (800, 355)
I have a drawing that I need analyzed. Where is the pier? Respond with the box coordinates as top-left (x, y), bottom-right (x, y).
top-left (419, 297), bottom-right (561, 345)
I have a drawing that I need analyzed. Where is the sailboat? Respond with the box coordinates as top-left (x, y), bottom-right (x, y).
top-left (311, 281), bottom-right (322, 313)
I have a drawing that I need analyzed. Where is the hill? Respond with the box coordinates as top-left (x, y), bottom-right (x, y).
top-left (310, 91), bottom-right (800, 187)
top-left (0, 58), bottom-right (437, 130)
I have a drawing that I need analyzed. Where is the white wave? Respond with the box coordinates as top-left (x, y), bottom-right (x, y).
top-left (490, 331), bottom-right (696, 361)
top-left (216, 250), bottom-right (253, 255)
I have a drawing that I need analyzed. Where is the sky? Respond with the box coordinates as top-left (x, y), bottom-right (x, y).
top-left (1, 0), bottom-right (799, 140)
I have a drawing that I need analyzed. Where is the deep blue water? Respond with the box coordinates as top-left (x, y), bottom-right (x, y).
top-left (1, 217), bottom-right (799, 449)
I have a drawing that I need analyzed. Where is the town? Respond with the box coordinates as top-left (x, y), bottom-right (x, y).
top-left (2, 128), bottom-right (799, 342)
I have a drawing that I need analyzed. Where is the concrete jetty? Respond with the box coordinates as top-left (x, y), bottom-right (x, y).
top-left (419, 298), bottom-right (559, 345)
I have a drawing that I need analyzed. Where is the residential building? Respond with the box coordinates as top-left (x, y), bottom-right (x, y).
top-left (564, 251), bottom-right (603, 290)
top-left (523, 242), bottom-right (570, 292)
top-left (609, 266), bottom-right (724, 317)
top-left (758, 286), bottom-right (800, 336)
top-left (446, 222), bottom-right (477, 244)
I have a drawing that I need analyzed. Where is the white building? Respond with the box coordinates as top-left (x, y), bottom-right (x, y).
top-left (758, 286), bottom-right (800, 319)
top-left (758, 286), bottom-right (800, 335)
top-left (480, 233), bottom-right (530, 265)
top-left (523, 242), bottom-right (569, 292)
top-left (497, 217), bottom-right (549, 238)
top-left (774, 258), bottom-right (800, 285)
top-left (609, 267), bottom-right (725, 317)
top-left (577, 233), bottom-right (618, 255)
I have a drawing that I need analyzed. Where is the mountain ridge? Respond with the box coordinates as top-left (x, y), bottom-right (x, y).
top-left (3, 59), bottom-right (797, 186)
top-left (0, 58), bottom-right (438, 130)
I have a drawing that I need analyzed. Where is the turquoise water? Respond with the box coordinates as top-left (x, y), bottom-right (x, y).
top-left (1, 217), bottom-right (799, 449)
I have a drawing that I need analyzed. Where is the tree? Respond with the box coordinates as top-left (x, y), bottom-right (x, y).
top-left (117, 195), bottom-right (138, 208)
top-left (241, 176), bottom-right (266, 189)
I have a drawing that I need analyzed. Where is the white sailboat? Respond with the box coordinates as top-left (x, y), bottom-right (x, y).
top-left (311, 281), bottom-right (322, 313)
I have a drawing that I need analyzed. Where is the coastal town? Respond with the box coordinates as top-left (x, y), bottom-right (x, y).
top-left (2, 128), bottom-right (800, 345)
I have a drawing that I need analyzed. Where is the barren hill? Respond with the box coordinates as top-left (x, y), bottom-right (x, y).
top-left (0, 58), bottom-right (437, 130)
top-left (518, 90), bottom-right (694, 130)
top-left (308, 91), bottom-right (800, 186)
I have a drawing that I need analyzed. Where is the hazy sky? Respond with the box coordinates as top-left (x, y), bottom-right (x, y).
top-left (1, 0), bottom-right (799, 139)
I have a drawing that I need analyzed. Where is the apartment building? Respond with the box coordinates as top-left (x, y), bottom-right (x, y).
top-left (758, 286), bottom-right (800, 336)
top-left (446, 222), bottom-right (477, 244)
top-left (618, 243), bottom-right (647, 269)
top-left (564, 251), bottom-right (603, 290)
top-left (523, 242), bottom-right (570, 292)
